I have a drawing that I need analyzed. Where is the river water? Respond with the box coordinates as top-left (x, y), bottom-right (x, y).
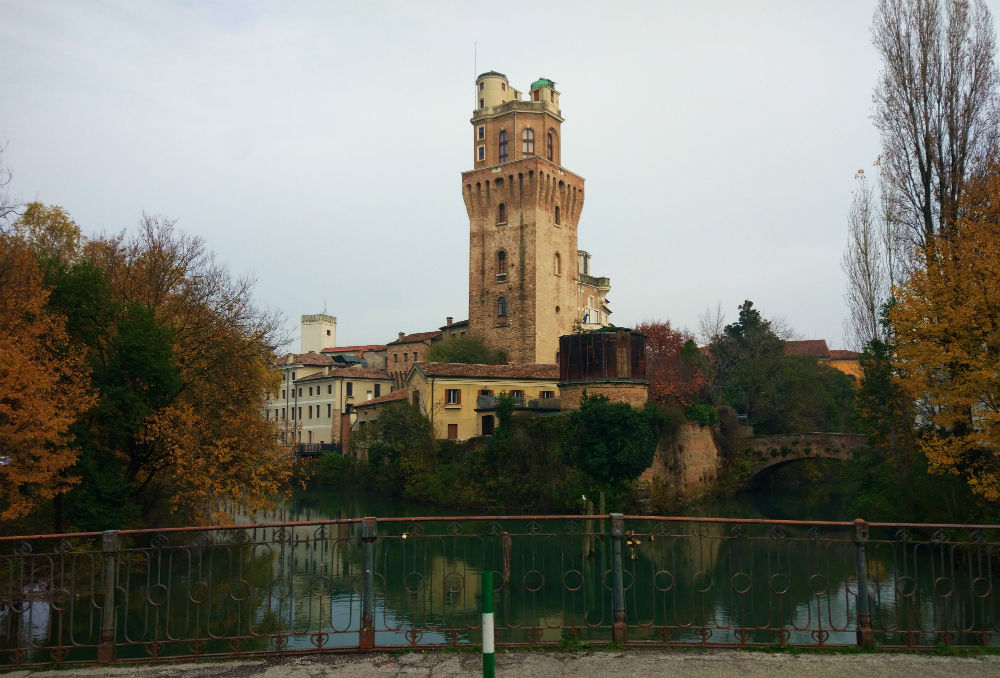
top-left (3, 460), bottom-right (996, 666)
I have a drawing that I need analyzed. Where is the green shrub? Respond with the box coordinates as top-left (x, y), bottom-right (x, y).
top-left (686, 403), bottom-right (719, 426)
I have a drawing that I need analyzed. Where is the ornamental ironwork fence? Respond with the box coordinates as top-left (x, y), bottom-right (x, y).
top-left (1, 515), bottom-right (997, 668)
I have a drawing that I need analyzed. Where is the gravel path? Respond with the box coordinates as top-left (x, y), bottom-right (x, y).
top-left (4, 649), bottom-right (1000, 678)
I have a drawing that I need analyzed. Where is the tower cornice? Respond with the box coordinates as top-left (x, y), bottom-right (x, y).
top-left (462, 155), bottom-right (585, 183)
top-left (471, 99), bottom-right (563, 124)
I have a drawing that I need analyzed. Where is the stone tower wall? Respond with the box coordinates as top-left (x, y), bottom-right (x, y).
top-left (463, 157), bottom-right (584, 364)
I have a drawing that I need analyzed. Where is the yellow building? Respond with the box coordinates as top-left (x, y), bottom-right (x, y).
top-left (784, 340), bottom-right (862, 382)
top-left (829, 349), bottom-right (862, 381)
top-left (405, 362), bottom-right (560, 440)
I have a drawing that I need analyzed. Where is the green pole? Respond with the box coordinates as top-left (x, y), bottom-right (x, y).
top-left (482, 569), bottom-right (495, 678)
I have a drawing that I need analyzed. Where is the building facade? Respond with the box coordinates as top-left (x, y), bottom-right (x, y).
top-left (386, 330), bottom-right (442, 388)
top-left (405, 362), bottom-right (560, 440)
top-left (292, 367), bottom-right (394, 446)
top-left (265, 359), bottom-right (393, 446)
top-left (463, 72), bottom-right (611, 365)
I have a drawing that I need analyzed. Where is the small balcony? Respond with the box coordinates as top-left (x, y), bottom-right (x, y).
top-left (476, 396), bottom-right (561, 412)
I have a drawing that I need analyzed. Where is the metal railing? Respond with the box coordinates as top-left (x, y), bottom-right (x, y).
top-left (1, 515), bottom-right (997, 668)
top-left (476, 396), bottom-right (561, 411)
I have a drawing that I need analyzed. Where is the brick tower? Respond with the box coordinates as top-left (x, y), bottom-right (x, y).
top-left (462, 72), bottom-right (584, 365)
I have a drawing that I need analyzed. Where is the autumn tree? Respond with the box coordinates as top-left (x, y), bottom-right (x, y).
top-left (873, 0), bottom-right (999, 250)
top-left (891, 163), bottom-right (1000, 501)
top-left (635, 320), bottom-right (707, 407)
top-left (0, 237), bottom-right (94, 521)
top-left (77, 216), bottom-right (291, 523)
top-left (12, 202), bottom-right (82, 266)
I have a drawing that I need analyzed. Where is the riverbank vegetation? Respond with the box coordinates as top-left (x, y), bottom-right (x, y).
top-left (316, 394), bottom-right (670, 513)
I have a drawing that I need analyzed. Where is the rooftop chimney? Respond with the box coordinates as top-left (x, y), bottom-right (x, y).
top-left (446, 317), bottom-right (453, 326)
top-left (398, 332), bottom-right (405, 341)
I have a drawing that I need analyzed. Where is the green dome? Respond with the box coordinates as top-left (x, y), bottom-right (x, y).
top-left (530, 77), bottom-right (555, 90)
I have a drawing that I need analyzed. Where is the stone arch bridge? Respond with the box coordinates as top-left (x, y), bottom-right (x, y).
top-left (739, 432), bottom-right (868, 477)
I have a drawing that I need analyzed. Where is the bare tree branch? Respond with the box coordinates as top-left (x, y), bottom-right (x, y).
top-left (873, 0), bottom-right (999, 248)
top-left (697, 302), bottom-right (727, 346)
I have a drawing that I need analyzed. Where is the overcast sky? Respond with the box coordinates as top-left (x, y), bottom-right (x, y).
top-left (4, 1), bottom-right (996, 352)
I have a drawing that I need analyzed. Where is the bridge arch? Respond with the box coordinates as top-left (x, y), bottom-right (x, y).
top-left (740, 433), bottom-right (866, 479)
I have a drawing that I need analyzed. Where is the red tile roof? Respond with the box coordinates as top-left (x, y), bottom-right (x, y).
top-left (387, 331), bottom-right (442, 345)
top-left (784, 340), bottom-right (830, 358)
top-left (439, 319), bottom-right (470, 330)
top-left (829, 349), bottom-right (861, 360)
top-left (295, 367), bottom-right (392, 382)
top-left (321, 344), bottom-right (386, 354)
top-left (414, 362), bottom-right (559, 380)
top-left (353, 389), bottom-right (409, 409)
top-left (273, 352), bottom-right (335, 367)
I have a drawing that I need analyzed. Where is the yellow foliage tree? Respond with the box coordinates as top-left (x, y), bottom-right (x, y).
top-left (0, 239), bottom-right (94, 520)
top-left (12, 202), bottom-right (82, 264)
top-left (84, 216), bottom-right (290, 523)
top-left (891, 165), bottom-right (1000, 501)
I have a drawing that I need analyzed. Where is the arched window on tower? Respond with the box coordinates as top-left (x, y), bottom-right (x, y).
top-left (497, 203), bottom-right (506, 224)
top-left (522, 129), bottom-right (534, 155)
top-left (497, 296), bottom-right (507, 317)
top-left (554, 205), bottom-right (561, 225)
top-left (547, 132), bottom-right (554, 161)
top-left (498, 130), bottom-right (508, 163)
top-left (497, 250), bottom-right (507, 279)
top-left (553, 252), bottom-right (561, 275)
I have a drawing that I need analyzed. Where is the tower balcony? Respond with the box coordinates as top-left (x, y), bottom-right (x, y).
top-left (472, 99), bottom-right (563, 123)
top-left (578, 274), bottom-right (610, 290)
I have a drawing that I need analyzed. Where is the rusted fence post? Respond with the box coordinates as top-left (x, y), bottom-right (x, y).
top-left (853, 518), bottom-right (875, 648)
top-left (610, 513), bottom-right (627, 644)
top-left (360, 516), bottom-right (377, 649)
top-left (98, 530), bottom-right (119, 664)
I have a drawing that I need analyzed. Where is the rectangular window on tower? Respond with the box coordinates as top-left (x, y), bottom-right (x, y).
top-left (477, 145), bottom-right (485, 161)
top-left (478, 125), bottom-right (485, 140)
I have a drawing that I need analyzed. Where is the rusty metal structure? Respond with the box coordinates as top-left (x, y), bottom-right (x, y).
top-left (1, 515), bottom-right (997, 668)
top-left (559, 329), bottom-right (646, 383)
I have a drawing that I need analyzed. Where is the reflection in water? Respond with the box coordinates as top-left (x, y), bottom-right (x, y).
top-left (2, 484), bottom-right (998, 667)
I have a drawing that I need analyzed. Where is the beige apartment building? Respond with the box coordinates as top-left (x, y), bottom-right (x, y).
top-left (266, 362), bottom-right (393, 447)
